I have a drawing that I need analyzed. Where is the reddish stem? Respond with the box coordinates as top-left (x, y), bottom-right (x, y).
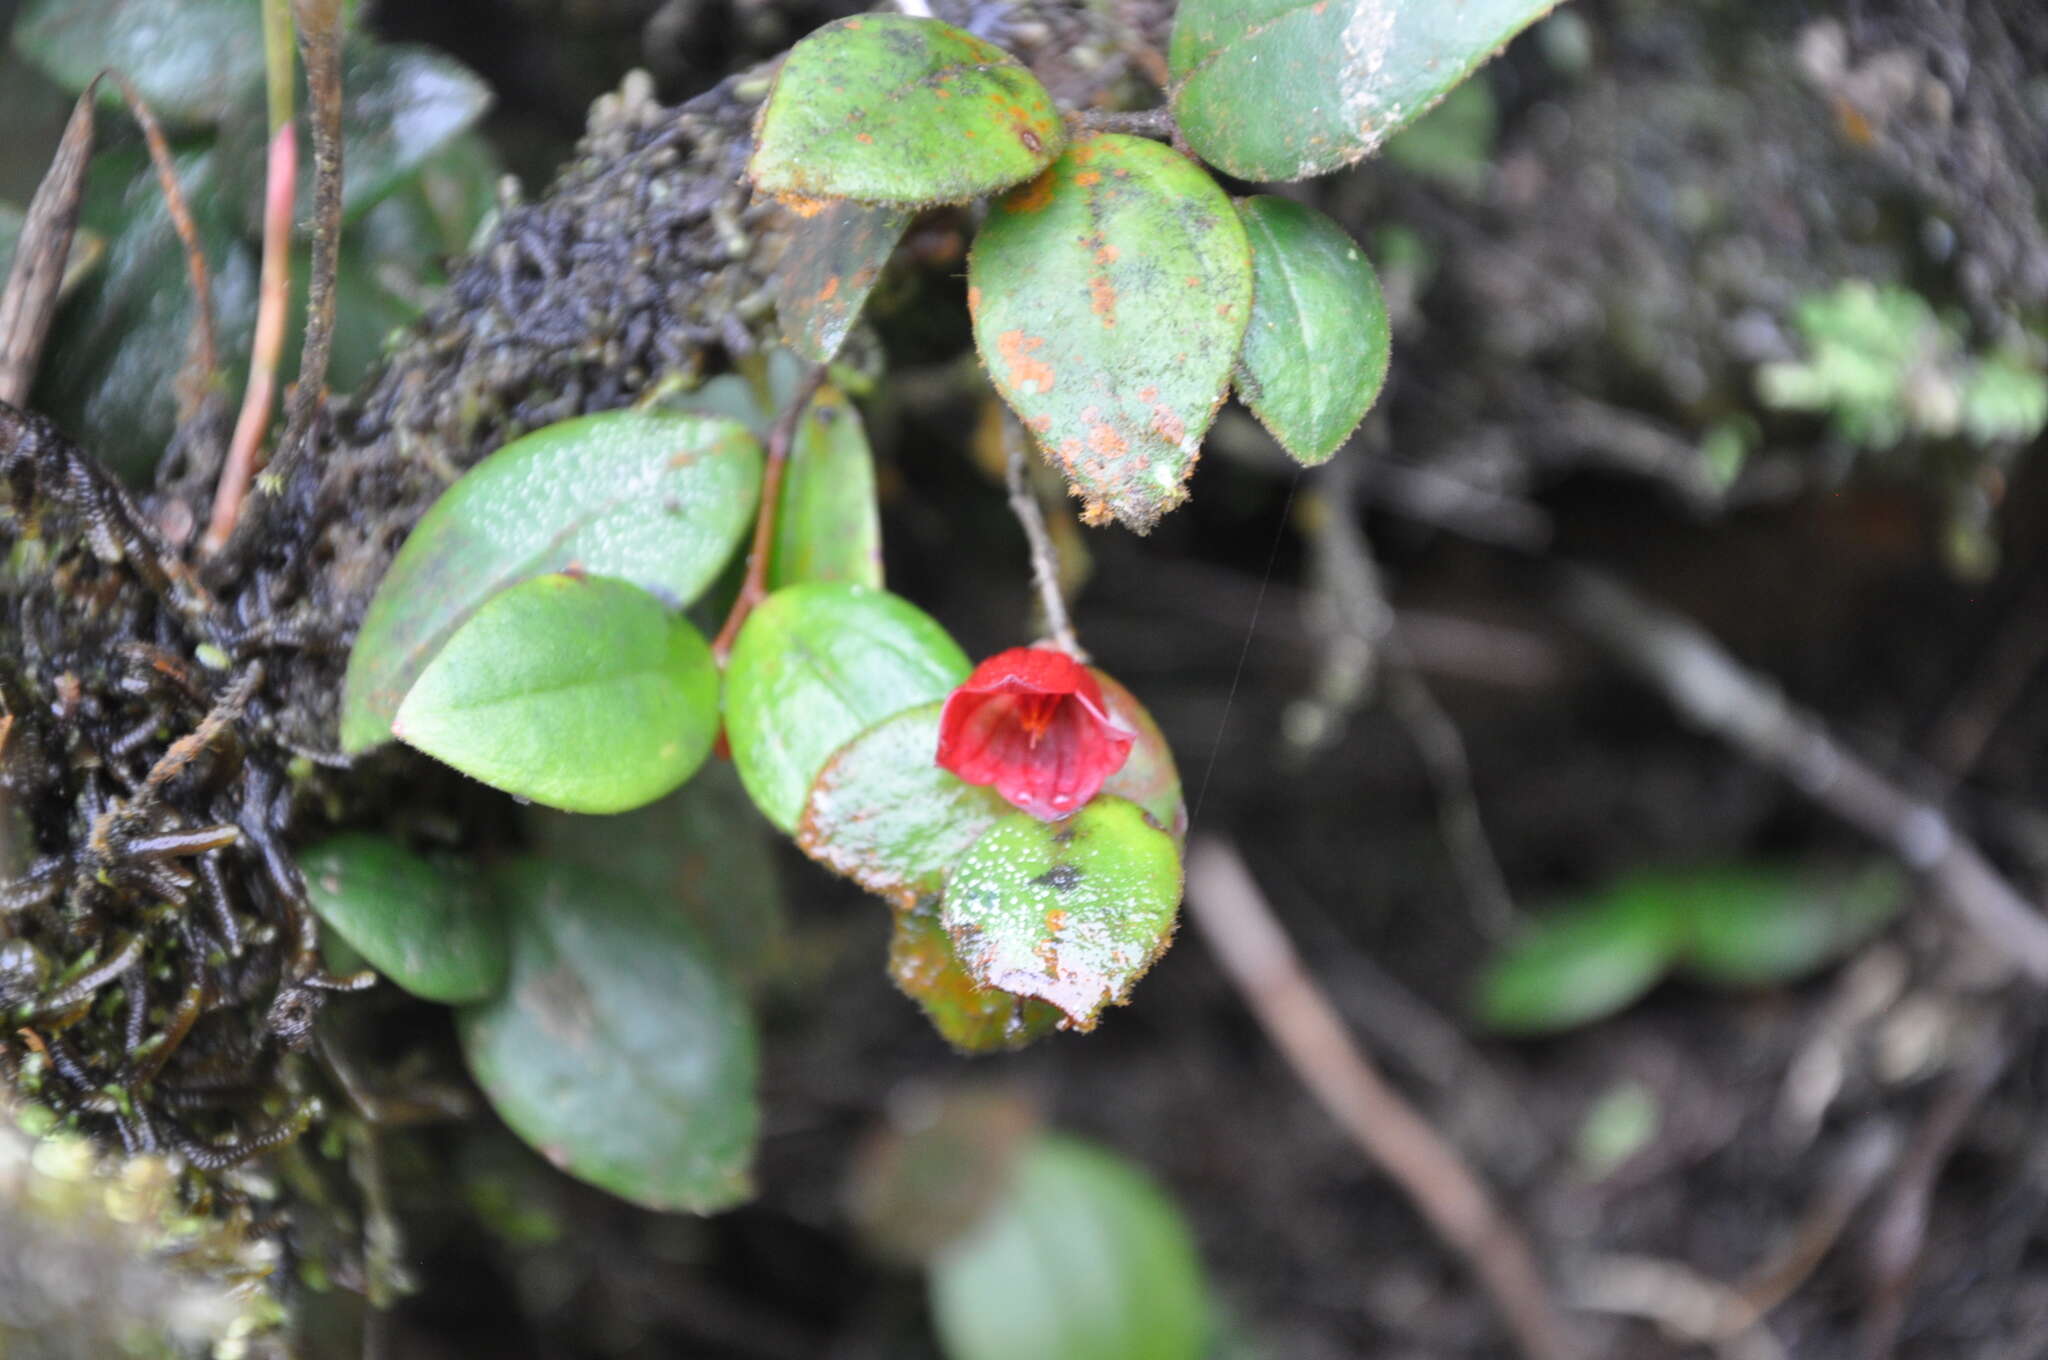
top-left (711, 364), bottom-right (830, 661)
top-left (203, 123), bottom-right (296, 555)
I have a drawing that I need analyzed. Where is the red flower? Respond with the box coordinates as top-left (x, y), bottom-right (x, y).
top-left (936, 647), bottom-right (1136, 820)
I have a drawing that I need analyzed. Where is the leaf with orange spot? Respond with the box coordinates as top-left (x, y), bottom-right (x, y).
top-left (773, 199), bottom-right (910, 362)
top-left (1168, 0), bottom-right (1562, 182)
top-left (969, 134), bottom-right (1251, 532)
top-left (888, 895), bottom-right (1064, 1052)
top-left (749, 15), bottom-right (1062, 207)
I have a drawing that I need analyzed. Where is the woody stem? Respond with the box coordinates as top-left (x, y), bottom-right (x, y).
top-left (712, 363), bottom-right (830, 661)
top-left (1003, 414), bottom-right (1084, 660)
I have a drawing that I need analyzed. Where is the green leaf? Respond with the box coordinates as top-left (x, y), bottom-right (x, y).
top-left (457, 858), bottom-right (757, 1213)
top-left (749, 15), bottom-right (1063, 207)
top-left (1168, 0), bottom-right (1562, 182)
top-left (890, 896), bottom-right (1065, 1053)
top-left (725, 583), bottom-right (969, 832)
top-left (1093, 670), bottom-right (1185, 843)
top-left (299, 834), bottom-right (507, 1003)
top-left (1474, 887), bottom-right (1683, 1035)
top-left (774, 200), bottom-right (910, 363)
top-left (392, 574), bottom-right (719, 814)
top-left (767, 383), bottom-right (884, 591)
top-left (1234, 196), bottom-right (1390, 464)
top-left (930, 1135), bottom-right (1211, 1360)
top-left (15, 0), bottom-right (266, 128)
top-left (941, 797), bottom-right (1182, 1030)
top-left (334, 43), bottom-right (494, 219)
top-left (527, 763), bottom-right (785, 986)
top-left (340, 408), bottom-right (762, 753)
top-left (798, 702), bottom-right (1013, 909)
top-left (970, 134), bottom-right (1251, 531)
top-left (1676, 863), bottom-right (1903, 988)
top-left (37, 148), bottom-right (257, 480)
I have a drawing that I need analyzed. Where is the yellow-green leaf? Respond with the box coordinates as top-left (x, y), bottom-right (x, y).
top-left (767, 384), bottom-right (884, 591)
top-left (749, 15), bottom-right (1062, 207)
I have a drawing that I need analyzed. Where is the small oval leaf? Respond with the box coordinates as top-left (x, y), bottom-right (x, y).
top-left (1235, 196), bottom-right (1390, 464)
top-left (890, 896), bottom-right (1065, 1054)
top-left (458, 858), bottom-right (758, 1213)
top-left (930, 1135), bottom-right (1211, 1360)
top-left (299, 834), bottom-right (507, 1003)
top-left (970, 134), bottom-right (1251, 531)
top-left (749, 15), bottom-right (1063, 207)
top-left (798, 702), bottom-right (1014, 909)
top-left (941, 797), bottom-right (1183, 1030)
top-left (1474, 888), bottom-right (1683, 1036)
top-left (725, 583), bottom-right (970, 832)
top-left (393, 574), bottom-right (720, 815)
top-left (341, 408), bottom-right (762, 753)
top-left (1169, 0), bottom-right (1562, 182)
top-left (774, 200), bottom-right (910, 363)
top-left (1676, 862), bottom-right (1904, 988)
top-left (768, 384), bottom-right (885, 591)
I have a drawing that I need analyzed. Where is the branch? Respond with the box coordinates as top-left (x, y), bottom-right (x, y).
top-left (1001, 414), bottom-right (1082, 659)
top-left (711, 364), bottom-right (830, 660)
top-left (1184, 838), bottom-right (1582, 1360)
top-left (1560, 567), bottom-right (2048, 982)
top-left (0, 90), bottom-right (93, 405)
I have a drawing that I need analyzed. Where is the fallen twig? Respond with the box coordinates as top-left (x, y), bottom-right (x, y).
top-left (1561, 567), bottom-right (2048, 982)
top-left (1184, 837), bottom-right (1581, 1360)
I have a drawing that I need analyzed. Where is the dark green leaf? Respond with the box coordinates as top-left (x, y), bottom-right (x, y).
top-left (941, 797), bottom-right (1182, 1030)
top-left (725, 583), bottom-right (969, 832)
top-left (334, 43), bottom-right (493, 219)
top-left (774, 200), bottom-right (909, 363)
top-left (1473, 887), bottom-right (1682, 1035)
top-left (458, 857), bottom-right (757, 1213)
top-left (798, 702), bottom-right (1013, 909)
top-left (890, 896), bottom-right (1065, 1053)
top-left (528, 764), bottom-right (785, 985)
top-left (749, 15), bottom-right (1063, 207)
top-left (340, 408), bottom-right (762, 752)
top-left (393, 574), bottom-right (720, 814)
top-left (1234, 196), bottom-right (1389, 464)
top-left (1093, 670), bottom-right (1185, 843)
top-left (768, 383), bottom-right (884, 591)
top-left (1676, 863), bottom-right (1903, 987)
top-left (929, 1135), bottom-right (1211, 1360)
top-left (37, 148), bottom-right (257, 480)
top-left (299, 834), bottom-right (506, 1003)
top-left (1168, 0), bottom-right (1561, 182)
top-left (970, 134), bottom-right (1251, 531)
top-left (15, 0), bottom-right (266, 128)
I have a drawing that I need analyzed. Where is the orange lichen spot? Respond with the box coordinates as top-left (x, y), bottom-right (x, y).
top-left (845, 17), bottom-right (863, 27)
top-left (1138, 385), bottom-right (1159, 403)
top-left (1046, 908), bottom-right (1069, 934)
top-left (1088, 274), bottom-right (1118, 326)
top-left (1074, 170), bottom-right (1102, 187)
top-left (1149, 404), bottom-right (1187, 445)
top-left (997, 329), bottom-right (1056, 394)
top-left (856, 132), bottom-right (875, 144)
top-left (1081, 499), bottom-right (1113, 527)
top-left (815, 276), bottom-right (841, 303)
top-left (967, 285), bottom-right (983, 314)
top-left (1185, 275), bottom-right (1203, 288)
top-left (1087, 422), bottom-right (1129, 458)
top-left (1094, 242), bottom-right (1120, 266)
top-left (1069, 140), bottom-right (1097, 164)
top-left (1029, 415), bottom-right (1052, 433)
top-left (1003, 170), bottom-right (1057, 214)
top-left (1216, 302), bottom-right (1235, 318)
top-left (779, 194), bottom-right (831, 219)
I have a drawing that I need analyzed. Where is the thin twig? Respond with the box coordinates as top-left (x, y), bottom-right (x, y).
top-left (0, 90), bottom-right (94, 405)
top-left (1001, 413), bottom-right (1082, 658)
top-left (108, 75), bottom-right (220, 406)
top-left (203, 124), bottom-right (296, 555)
top-left (1184, 838), bottom-right (1581, 1360)
top-left (1561, 567), bottom-right (2048, 981)
top-left (711, 364), bottom-right (830, 660)
top-left (252, 0), bottom-right (345, 522)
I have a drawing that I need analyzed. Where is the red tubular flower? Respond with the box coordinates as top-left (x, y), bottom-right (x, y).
top-left (936, 646), bottom-right (1136, 820)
